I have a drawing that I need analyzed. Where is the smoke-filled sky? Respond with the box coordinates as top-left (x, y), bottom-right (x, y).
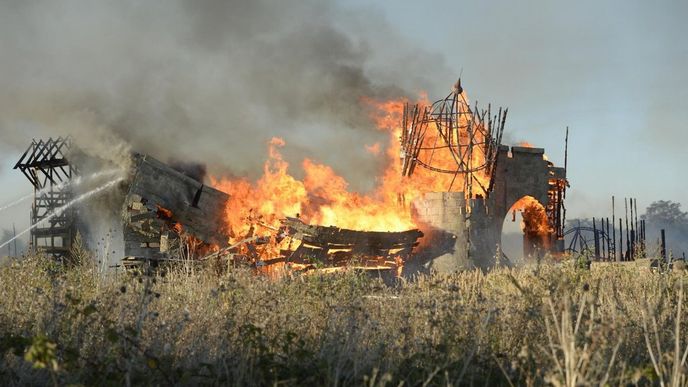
top-left (0, 0), bottom-right (686, 243)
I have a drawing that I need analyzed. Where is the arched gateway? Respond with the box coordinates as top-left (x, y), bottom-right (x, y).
top-left (407, 145), bottom-right (567, 273)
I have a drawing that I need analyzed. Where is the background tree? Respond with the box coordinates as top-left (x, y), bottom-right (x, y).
top-left (643, 200), bottom-right (688, 226)
top-left (643, 200), bottom-right (688, 259)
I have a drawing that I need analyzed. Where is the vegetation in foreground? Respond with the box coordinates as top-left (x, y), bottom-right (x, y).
top-left (1, 253), bottom-right (688, 386)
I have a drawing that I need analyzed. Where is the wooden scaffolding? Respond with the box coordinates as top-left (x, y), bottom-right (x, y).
top-left (14, 137), bottom-right (78, 259)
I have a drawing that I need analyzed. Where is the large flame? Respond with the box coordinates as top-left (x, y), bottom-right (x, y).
top-left (397, 90), bottom-right (494, 197)
top-left (510, 196), bottom-right (552, 237)
top-left (212, 92), bottom-right (497, 246)
top-left (212, 98), bottom-right (418, 243)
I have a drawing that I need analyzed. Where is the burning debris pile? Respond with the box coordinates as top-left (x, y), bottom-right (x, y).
top-left (13, 79), bottom-right (569, 274)
top-left (278, 217), bottom-right (422, 272)
top-left (114, 146), bottom-right (425, 272)
top-left (121, 153), bottom-right (424, 274)
top-left (122, 154), bottom-right (229, 264)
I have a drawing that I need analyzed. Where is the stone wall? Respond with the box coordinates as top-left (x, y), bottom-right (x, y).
top-left (407, 192), bottom-right (470, 273)
top-left (404, 145), bottom-right (563, 274)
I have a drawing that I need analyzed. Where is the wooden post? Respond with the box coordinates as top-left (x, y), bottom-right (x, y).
top-left (619, 218), bottom-right (624, 261)
top-left (612, 196), bottom-right (617, 261)
top-left (606, 217), bottom-right (611, 261)
top-left (625, 198), bottom-right (630, 260)
top-left (630, 198), bottom-right (635, 259)
top-left (634, 198), bottom-right (639, 246)
top-left (600, 218), bottom-right (606, 259)
top-left (592, 218), bottom-right (600, 260)
top-left (639, 218), bottom-right (645, 257)
top-left (601, 218), bottom-right (607, 259)
top-left (661, 229), bottom-right (667, 262)
top-left (556, 185), bottom-right (563, 239)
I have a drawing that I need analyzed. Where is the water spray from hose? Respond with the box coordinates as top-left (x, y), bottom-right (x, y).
top-left (0, 193), bottom-right (35, 213)
top-left (0, 176), bottom-right (125, 252)
top-left (0, 168), bottom-right (123, 215)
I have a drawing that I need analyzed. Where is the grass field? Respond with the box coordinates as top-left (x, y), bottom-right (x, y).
top-left (1, 254), bottom-right (687, 386)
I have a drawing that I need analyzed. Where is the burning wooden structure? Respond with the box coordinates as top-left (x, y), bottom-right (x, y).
top-left (14, 137), bottom-right (79, 260)
top-left (401, 81), bottom-right (569, 272)
top-left (14, 79), bottom-right (568, 274)
top-left (279, 217), bottom-right (422, 269)
top-left (116, 79), bottom-right (569, 273)
top-left (121, 154), bottom-right (424, 273)
top-left (400, 79), bottom-right (507, 196)
top-left (12, 141), bottom-right (424, 271)
top-left (122, 154), bottom-right (229, 261)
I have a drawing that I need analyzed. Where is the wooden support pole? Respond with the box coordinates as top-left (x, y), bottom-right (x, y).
top-left (564, 126), bottom-right (569, 173)
top-left (625, 198), bottom-right (630, 260)
top-left (599, 218), bottom-right (604, 260)
top-left (606, 217), bottom-right (611, 261)
top-left (612, 196), bottom-right (617, 261)
top-left (592, 218), bottom-right (600, 260)
top-left (661, 229), bottom-right (667, 262)
top-left (556, 185), bottom-right (563, 238)
top-left (601, 218), bottom-right (607, 259)
top-left (630, 198), bottom-right (635, 259)
top-left (639, 218), bottom-right (645, 257)
top-left (619, 218), bottom-right (624, 262)
top-left (634, 198), bottom-right (639, 246)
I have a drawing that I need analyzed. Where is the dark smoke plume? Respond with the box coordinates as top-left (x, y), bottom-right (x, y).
top-left (0, 0), bottom-right (452, 189)
top-left (169, 160), bottom-right (207, 183)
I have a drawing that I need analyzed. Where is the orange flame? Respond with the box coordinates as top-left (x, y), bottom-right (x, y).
top-left (212, 98), bottom-right (419, 245)
top-left (517, 141), bottom-right (549, 161)
top-left (212, 91), bottom-right (495, 248)
top-left (510, 196), bottom-right (552, 237)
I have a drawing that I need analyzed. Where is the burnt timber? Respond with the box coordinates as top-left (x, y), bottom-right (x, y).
top-left (282, 217), bottom-right (423, 268)
top-left (14, 137), bottom-right (78, 259)
top-left (123, 154), bottom-right (229, 260)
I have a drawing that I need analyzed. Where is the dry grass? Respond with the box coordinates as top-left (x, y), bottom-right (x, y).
top-left (1, 254), bottom-right (687, 386)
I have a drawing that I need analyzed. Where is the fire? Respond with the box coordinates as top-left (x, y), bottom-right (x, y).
top-left (212, 87), bottom-right (500, 250)
top-left (212, 98), bottom-right (419, 245)
top-left (510, 196), bottom-right (552, 237)
top-left (517, 141), bottom-right (549, 161)
top-left (301, 158), bottom-right (412, 231)
top-left (211, 137), bottom-right (308, 240)
top-left (395, 88), bottom-right (498, 198)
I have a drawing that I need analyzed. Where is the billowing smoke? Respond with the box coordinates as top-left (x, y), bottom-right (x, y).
top-left (169, 159), bottom-right (207, 183)
top-left (0, 0), bottom-right (452, 190)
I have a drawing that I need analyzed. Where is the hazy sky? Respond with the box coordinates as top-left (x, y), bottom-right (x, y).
top-left (340, 0), bottom-right (688, 215)
top-left (0, 0), bottom-right (686, 242)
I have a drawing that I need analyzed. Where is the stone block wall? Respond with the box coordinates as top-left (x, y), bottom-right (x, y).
top-left (403, 145), bottom-right (565, 274)
top-left (407, 192), bottom-right (471, 273)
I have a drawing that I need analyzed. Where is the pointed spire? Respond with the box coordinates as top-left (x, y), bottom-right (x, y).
top-left (453, 78), bottom-right (463, 94)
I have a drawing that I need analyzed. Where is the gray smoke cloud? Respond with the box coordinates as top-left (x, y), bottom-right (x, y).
top-left (0, 0), bottom-right (452, 189)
